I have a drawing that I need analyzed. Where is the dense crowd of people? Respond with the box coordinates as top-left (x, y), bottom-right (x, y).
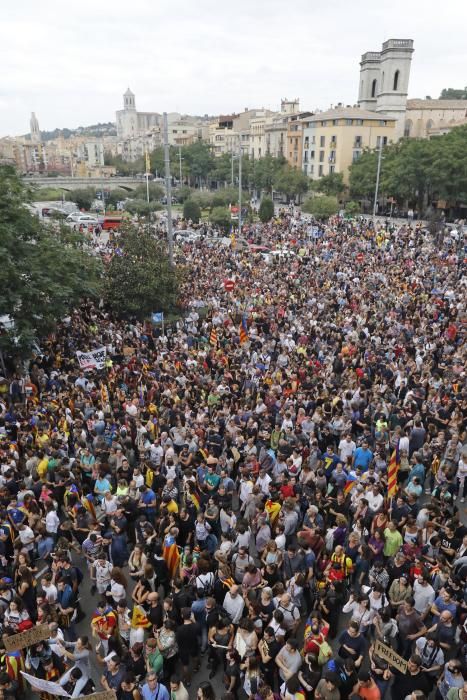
top-left (0, 211), bottom-right (465, 700)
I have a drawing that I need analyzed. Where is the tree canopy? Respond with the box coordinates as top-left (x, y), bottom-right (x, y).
top-left (349, 125), bottom-right (467, 212)
top-left (310, 172), bottom-right (345, 197)
top-left (103, 225), bottom-right (180, 319)
top-left (439, 87), bottom-right (467, 100)
top-left (258, 197), bottom-right (274, 222)
top-left (302, 195), bottom-right (339, 219)
top-left (273, 165), bottom-right (309, 201)
top-left (0, 165), bottom-right (101, 355)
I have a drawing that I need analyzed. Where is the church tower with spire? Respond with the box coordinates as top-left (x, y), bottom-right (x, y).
top-left (30, 112), bottom-right (41, 143)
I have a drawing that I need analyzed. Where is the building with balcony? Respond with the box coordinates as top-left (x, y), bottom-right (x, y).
top-left (301, 106), bottom-right (396, 182)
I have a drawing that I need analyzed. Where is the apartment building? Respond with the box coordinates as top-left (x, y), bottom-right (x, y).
top-left (301, 106), bottom-right (396, 182)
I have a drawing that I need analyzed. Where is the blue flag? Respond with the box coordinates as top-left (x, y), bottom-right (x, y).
top-left (151, 312), bottom-right (164, 323)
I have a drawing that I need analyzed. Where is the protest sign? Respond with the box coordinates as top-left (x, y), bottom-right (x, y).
top-left (4, 623), bottom-right (50, 652)
top-left (76, 347), bottom-right (107, 370)
top-left (373, 640), bottom-right (408, 673)
top-left (123, 346), bottom-right (135, 357)
top-left (21, 671), bottom-right (71, 697)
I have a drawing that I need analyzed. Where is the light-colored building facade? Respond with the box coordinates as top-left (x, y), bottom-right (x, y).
top-left (301, 106), bottom-right (396, 182)
top-left (286, 112), bottom-right (313, 169)
top-left (404, 99), bottom-right (467, 138)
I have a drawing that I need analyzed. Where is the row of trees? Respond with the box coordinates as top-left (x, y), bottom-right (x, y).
top-left (105, 144), bottom-right (310, 199)
top-left (0, 166), bottom-right (178, 358)
top-left (349, 125), bottom-right (467, 213)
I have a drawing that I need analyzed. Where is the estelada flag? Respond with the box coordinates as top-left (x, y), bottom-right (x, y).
top-left (209, 328), bottom-right (218, 346)
top-left (239, 316), bottom-right (248, 344)
top-left (163, 535), bottom-right (180, 579)
top-left (81, 493), bottom-right (96, 520)
top-left (131, 604), bottom-right (151, 629)
top-left (388, 443), bottom-right (400, 498)
top-left (265, 499), bottom-right (281, 526)
top-left (344, 473), bottom-right (357, 495)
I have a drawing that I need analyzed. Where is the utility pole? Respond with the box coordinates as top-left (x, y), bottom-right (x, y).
top-left (163, 113), bottom-right (174, 267)
top-left (373, 137), bottom-right (383, 221)
top-left (178, 146), bottom-right (183, 185)
top-left (231, 145), bottom-right (234, 186)
top-left (238, 134), bottom-right (242, 234)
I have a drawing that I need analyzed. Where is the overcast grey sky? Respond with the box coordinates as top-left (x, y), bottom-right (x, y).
top-left (2, 0), bottom-right (467, 136)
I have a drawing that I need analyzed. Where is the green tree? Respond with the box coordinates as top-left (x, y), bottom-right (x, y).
top-left (124, 199), bottom-right (162, 216)
top-left (183, 199), bottom-right (201, 222)
top-left (251, 155), bottom-right (286, 192)
top-left (258, 197), bottom-right (274, 222)
top-left (106, 188), bottom-right (130, 208)
top-left (439, 87), bottom-right (467, 100)
top-left (302, 195), bottom-right (339, 219)
top-left (103, 225), bottom-right (179, 319)
top-left (0, 165), bottom-right (101, 355)
top-left (31, 187), bottom-right (64, 201)
top-left (183, 142), bottom-right (215, 186)
top-left (210, 206), bottom-right (231, 232)
top-left (174, 186), bottom-right (193, 203)
top-left (128, 183), bottom-right (165, 201)
top-left (66, 187), bottom-right (96, 210)
top-left (274, 165), bottom-right (309, 202)
top-left (310, 172), bottom-right (345, 197)
top-left (345, 200), bottom-right (361, 216)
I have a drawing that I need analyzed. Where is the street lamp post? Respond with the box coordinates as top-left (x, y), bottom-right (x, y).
top-left (238, 135), bottom-right (242, 235)
top-left (373, 137), bottom-right (383, 221)
top-left (178, 146), bottom-right (183, 185)
top-left (163, 113), bottom-right (174, 267)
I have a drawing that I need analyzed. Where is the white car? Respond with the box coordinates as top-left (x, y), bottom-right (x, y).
top-left (66, 213), bottom-right (99, 225)
top-left (175, 229), bottom-right (200, 243)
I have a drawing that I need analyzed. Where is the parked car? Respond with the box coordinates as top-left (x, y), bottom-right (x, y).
top-left (66, 213), bottom-right (99, 226)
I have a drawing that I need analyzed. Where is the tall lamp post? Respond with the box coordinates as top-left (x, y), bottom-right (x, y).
top-left (238, 134), bottom-right (242, 235)
top-left (372, 137), bottom-right (384, 221)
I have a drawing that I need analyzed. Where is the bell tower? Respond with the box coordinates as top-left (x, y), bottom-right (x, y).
top-left (123, 88), bottom-right (136, 111)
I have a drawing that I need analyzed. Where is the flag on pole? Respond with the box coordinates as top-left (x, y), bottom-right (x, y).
top-left (163, 534), bottom-right (180, 579)
top-left (210, 327), bottom-right (218, 346)
top-left (344, 473), bottom-right (358, 495)
top-left (239, 316), bottom-right (248, 344)
top-left (145, 150), bottom-right (150, 173)
top-left (388, 444), bottom-right (400, 498)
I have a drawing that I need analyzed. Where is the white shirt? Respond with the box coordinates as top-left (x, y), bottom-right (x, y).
top-left (223, 592), bottom-right (245, 624)
top-left (42, 583), bottom-right (58, 603)
top-left (256, 473), bottom-right (272, 495)
top-left (110, 580), bottom-right (126, 602)
top-left (339, 438), bottom-right (356, 463)
top-left (366, 491), bottom-right (384, 512)
top-left (45, 510), bottom-right (60, 534)
top-left (19, 526), bottom-right (35, 551)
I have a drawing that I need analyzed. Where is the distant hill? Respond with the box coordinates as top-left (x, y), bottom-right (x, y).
top-left (24, 122), bottom-right (117, 141)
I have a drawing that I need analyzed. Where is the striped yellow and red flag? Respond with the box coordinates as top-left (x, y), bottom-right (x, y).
top-left (163, 535), bottom-right (180, 579)
top-left (388, 444), bottom-right (400, 498)
top-left (209, 328), bottom-right (218, 346)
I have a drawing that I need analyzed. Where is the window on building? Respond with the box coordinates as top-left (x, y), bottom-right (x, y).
top-left (303, 164), bottom-right (308, 175)
top-left (321, 121), bottom-right (327, 127)
top-left (379, 120), bottom-right (386, 126)
top-left (346, 119), bottom-right (353, 126)
top-left (331, 135), bottom-right (337, 146)
top-left (404, 120), bottom-right (412, 137)
top-left (352, 150), bottom-right (361, 163)
top-left (376, 135), bottom-right (388, 148)
top-left (356, 119), bottom-right (363, 126)
top-left (333, 119), bottom-right (338, 126)
top-left (393, 70), bottom-right (399, 91)
top-left (329, 150), bottom-right (336, 162)
top-left (310, 164), bottom-right (314, 174)
top-left (354, 136), bottom-right (362, 148)
top-left (329, 165), bottom-right (335, 173)
top-left (319, 150), bottom-right (324, 162)
top-left (303, 152), bottom-right (308, 163)
top-left (371, 79), bottom-right (377, 98)
top-left (318, 165), bottom-right (323, 176)
top-left (310, 150), bottom-right (315, 159)
top-left (311, 135), bottom-right (316, 144)
top-left (320, 135), bottom-right (325, 147)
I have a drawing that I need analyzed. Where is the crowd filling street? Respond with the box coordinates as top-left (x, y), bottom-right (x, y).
top-left (0, 211), bottom-right (466, 700)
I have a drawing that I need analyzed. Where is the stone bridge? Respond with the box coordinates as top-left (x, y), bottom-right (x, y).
top-left (23, 176), bottom-right (145, 192)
